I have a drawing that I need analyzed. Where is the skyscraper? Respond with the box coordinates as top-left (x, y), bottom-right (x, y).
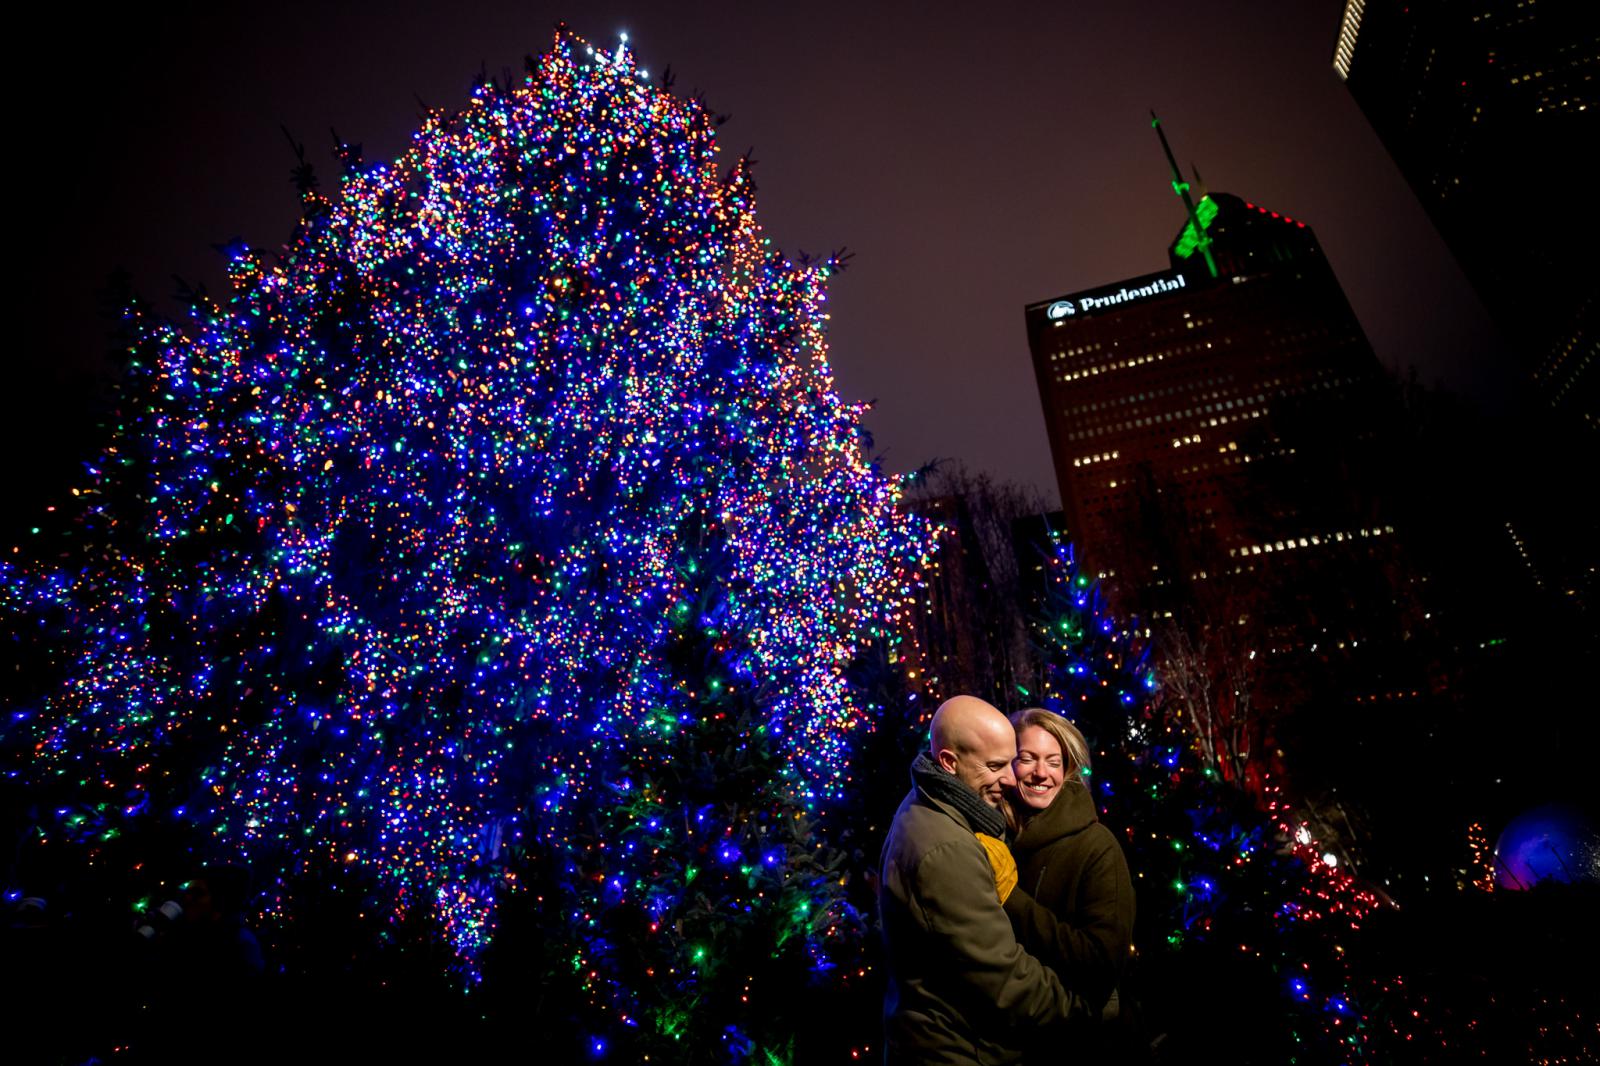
top-left (1332, 0), bottom-right (1598, 416)
top-left (1333, 0), bottom-right (1596, 615)
top-left (1024, 184), bottom-right (1427, 786)
top-left (1026, 191), bottom-right (1400, 617)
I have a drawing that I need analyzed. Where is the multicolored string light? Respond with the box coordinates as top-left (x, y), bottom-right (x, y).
top-left (3, 26), bottom-right (926, 1010)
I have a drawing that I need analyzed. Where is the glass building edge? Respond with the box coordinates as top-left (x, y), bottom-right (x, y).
top-left (1333, 0), bottom-right (1367, 80)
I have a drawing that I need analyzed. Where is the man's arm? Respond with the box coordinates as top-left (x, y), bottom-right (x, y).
top-left (914, 837), bottom-right (1087, 1028)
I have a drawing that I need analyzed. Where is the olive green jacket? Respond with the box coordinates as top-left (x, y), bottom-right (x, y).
top-left (1003, 780), bottom-right (1135, 1014)
top-left (880, 784), bottom-right (1084, 1065)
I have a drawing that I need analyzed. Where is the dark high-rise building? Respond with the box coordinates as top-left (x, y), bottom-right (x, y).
top-left (1333, 0), bottom-right (1597, 616)
top-left (1332, 0), bottom-right (1599, 416)
top-left (1026, 191), bottom-right (1401, 618)
top-left (1024, 189), bottom-right (1429, 787)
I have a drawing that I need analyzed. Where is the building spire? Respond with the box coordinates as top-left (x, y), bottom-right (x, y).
top-left (1151, 110), bottom-right (1217, 278)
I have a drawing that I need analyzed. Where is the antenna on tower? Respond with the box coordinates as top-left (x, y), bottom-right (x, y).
top-left (1151, 110), bottom-right (1217, 278)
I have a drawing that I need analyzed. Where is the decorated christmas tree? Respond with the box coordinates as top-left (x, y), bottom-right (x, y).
top-left (2, 28), bottom-right (925, 1062)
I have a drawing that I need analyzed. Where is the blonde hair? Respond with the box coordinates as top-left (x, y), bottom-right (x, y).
top-left (1009, 707), bottom-right (1090, 784)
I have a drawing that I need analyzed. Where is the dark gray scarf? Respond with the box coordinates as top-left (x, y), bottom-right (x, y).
top-left (910, 750), bottom-right (1007, 838)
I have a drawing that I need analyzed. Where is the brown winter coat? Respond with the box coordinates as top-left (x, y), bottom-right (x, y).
top-left (1003, 779), bottom-right (1135, 1014)
top-left (879, 783), bottom-right (1086, 1064)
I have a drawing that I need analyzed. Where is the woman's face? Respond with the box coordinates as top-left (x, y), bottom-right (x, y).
top-left (1012, 724), bottom-right (1065, 812)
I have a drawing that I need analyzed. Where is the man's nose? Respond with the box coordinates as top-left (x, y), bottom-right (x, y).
top-left (998, 767), bottom-right (1016, 788)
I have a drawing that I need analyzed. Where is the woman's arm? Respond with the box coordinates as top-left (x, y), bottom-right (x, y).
top-left (1002, 832), bottom-right (1134, 1010)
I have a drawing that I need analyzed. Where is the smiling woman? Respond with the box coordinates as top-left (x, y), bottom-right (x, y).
top-left (1003, 707), bottom-right (1135, 1057)
top-left (1013, 711), bottom-right (1090, 812)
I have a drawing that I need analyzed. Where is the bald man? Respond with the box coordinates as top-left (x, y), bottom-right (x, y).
top-left (878, 695), bottom-right (1087, 1064)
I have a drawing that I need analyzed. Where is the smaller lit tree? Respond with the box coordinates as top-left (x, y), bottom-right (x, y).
top-left (1025, 540), bottom-right (1396, 1064)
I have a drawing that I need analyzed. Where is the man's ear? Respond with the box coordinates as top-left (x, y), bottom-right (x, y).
top-left (935, 748), bottom-right (959, 775)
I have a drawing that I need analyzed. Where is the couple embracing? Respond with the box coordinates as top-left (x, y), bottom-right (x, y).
top-left (878, 695), bottom-right (1135, 1064)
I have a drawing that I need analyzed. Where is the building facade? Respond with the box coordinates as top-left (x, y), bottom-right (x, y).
top-left (1028, 193), bottom-right (1400, 616)
top-left (1332, 0), bottom-right (1597, 415)
top-left (1025, 192), bottom-right (1429, 785)
top-left (1333, 0), bottom-right (1597, 612)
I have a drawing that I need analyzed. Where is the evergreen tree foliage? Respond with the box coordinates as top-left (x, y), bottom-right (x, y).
top-left (2, 29), bottom-right (925, 1061)
top-left (1024, 539), bottom-right (1394, 1063)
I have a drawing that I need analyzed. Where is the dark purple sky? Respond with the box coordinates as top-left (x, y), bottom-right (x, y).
top-left (11, 0), bottom-right (1509, 513)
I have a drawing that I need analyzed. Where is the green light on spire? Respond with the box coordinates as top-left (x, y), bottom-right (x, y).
top-left (1173, 196), bottom-right (1219, 260)
top-left (1151, 109), bottom-right (1218, 278)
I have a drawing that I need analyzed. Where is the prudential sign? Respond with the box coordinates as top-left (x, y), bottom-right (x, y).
top-left (1046, 272), bottom-right (1187, 321)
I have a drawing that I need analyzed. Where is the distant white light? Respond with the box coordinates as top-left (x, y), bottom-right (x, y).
top-left (1322, 852), bottom-right (1339, 867)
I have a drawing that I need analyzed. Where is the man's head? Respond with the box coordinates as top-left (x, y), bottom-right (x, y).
top-left (929, 695), bottom-right (1017, 809)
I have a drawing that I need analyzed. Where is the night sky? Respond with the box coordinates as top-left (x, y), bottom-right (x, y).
top-left (9, 0), bottom-right (1511, 518)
